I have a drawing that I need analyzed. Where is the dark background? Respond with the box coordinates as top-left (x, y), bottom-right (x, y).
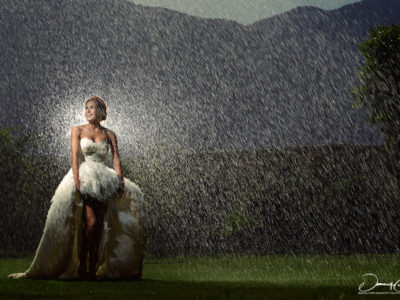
top-left (1, 0), bottom-right (399, 257)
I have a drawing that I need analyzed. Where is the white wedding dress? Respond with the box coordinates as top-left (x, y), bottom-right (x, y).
top-left (8, 137), bottom-right (147, 279)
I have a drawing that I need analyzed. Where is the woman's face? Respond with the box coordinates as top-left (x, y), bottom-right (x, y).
top-left (85, 101), bottom-right (99, 122)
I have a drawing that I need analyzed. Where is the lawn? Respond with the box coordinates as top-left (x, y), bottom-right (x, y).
top-left (1, 253), bottom-right (400, 299)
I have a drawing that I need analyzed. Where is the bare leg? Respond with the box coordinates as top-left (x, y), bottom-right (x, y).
top-left (78, 203), bottom-right (95, 279)
top-left (88, 202), bottom-right (106, 278)
top-left (78, 195), bottom-right (106, 280)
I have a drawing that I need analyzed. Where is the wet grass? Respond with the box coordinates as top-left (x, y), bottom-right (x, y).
top-left (1, 252), bottom-right (400, 299)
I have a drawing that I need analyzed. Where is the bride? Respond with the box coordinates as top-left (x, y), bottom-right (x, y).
top-left (8, 96), bottom-right (147, 280)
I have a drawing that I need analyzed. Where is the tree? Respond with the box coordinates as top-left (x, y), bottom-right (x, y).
top-left (352, 23), bottom-right (400, 178)
top-left (0, 127), bottom-right (45, 255)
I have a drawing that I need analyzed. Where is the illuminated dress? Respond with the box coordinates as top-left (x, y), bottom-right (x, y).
top-left (8, 137), bottom-right (147, 279)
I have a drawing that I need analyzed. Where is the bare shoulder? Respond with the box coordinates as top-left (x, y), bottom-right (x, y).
top-left (106, 129), bottom-right (120, 152)
top-left (106, 128), bottom-right (117, 141)
top-left (71, 125), bottom-right (82, 136)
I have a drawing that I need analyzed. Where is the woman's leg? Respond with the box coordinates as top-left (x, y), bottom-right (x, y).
top-left (78, 195), bottom-right (106, 279)
top-left (88, 201), bottom-right (106, 278)
top-left (78, 196), bottom-right (96, 279)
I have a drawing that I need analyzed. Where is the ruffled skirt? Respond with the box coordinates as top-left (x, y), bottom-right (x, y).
top-left (7, 161), bottom-right (147, 280)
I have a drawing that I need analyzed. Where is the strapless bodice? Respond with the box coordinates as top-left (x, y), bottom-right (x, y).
top-left (80, 137), bottom-right (109, 163)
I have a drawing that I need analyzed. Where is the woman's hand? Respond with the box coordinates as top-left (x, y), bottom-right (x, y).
top-left (117, 176), bottom-right (125, 197)
top-left (75, 180), bottom-right (81, 192)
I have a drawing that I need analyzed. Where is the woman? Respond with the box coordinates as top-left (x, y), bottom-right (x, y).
top-left (8, 96), bottom-right (147, 280)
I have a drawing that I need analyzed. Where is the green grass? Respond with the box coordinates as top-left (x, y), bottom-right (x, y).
top-left (1, 253), bottom-right (400, 299)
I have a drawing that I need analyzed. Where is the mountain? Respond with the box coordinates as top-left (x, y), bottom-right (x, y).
top-left (2, 142), bottom-right (397, 255)
top-left (128, 0), bottom-right (362, 25)
top-left (0, 0), bottom-right (399, 152)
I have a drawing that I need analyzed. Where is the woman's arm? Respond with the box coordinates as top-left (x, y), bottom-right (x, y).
top-left (71, 126), bottom-right (81, 190)
top-left (108, 130), bottom-right (123, 180)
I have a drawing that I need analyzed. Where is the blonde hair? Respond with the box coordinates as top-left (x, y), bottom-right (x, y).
top-left (85, 96), bottom-right (108, 121)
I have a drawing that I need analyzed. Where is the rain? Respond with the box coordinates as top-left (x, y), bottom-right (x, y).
top-left (1, 0), bottom-right (400, 296)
